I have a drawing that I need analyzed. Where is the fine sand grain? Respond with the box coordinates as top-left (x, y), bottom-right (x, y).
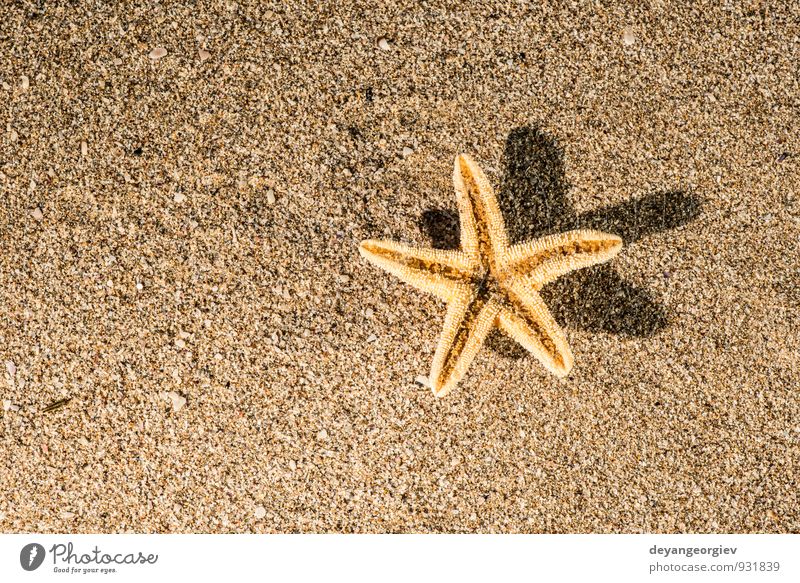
top-left (1, 1), bottom-right (798, 532)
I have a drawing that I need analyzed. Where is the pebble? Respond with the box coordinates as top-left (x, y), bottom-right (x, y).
top-left (136, 282), bottom-right (143, 291)
top-left (78, 436), bottom-right (90, 447)
top-left (415, 375), bottom-right (430, 387)
top-left (377, 37), bottom-right (391, 51)
top-left (59, 511), bottom-right (76, 520)
top-left (289, 460), bottom-right (297, 471)
top-left (175, 338), bottom-right (186, 349)
top-left (402, 146), bottom-right (414, 157)
top-left (266, 189), bottom-right (276, 205)
top-left (199, 49), bottom-right (211, 61)
top-left (31, 207), bottom-right (44, 221)
top-left (365, 307), bottom-right (373, 318)
top-left (81, 141), bottom-right (88, 157)
top-left (113, 57), bottom-right (123, 66)
top-left (165, 391), bottom-right (186, 412)
top-left (174, 192), bottom-right (186, 203)
top-left (367, 334), bottom-right (377, 342)
top-left (5, 360), bottom-right (15, 378)
top-left (767, 509), bottom-right (779, 521)
top-left (254, 506), bottom-right (266, 519)
top-left (21, 75), bottom-right (29, 91)
top-left (623, 28), bottom-right (636, 46)
top-left (149, 47), bottom-right (168, 60)
top-left (9, 129), bottom-right (18, 142)
top-left (317, 428), bottom-right (328, 440)
top-left (2, 399), bottom-right (12, 412)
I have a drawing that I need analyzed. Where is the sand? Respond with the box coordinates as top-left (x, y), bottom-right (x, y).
top-left (0, 1), bottom-right (798, 533)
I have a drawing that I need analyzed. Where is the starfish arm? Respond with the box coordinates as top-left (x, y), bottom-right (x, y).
top-left (453, 154), bottom-right (509, 263)
top-left (497, 282), bottom-right (574, 378)
top-left (359, 239), bottom-right (474, 302)
top-left (428, 290), bottom-right (501, 397)
top-left (502, 229), bottom-right (622, 289)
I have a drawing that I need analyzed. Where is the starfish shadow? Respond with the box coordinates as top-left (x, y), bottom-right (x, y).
top-left (419, 125), bottom-right (702, 358)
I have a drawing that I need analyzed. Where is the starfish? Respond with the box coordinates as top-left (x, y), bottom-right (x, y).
top-left (359, 154), bottom-right (623, 397)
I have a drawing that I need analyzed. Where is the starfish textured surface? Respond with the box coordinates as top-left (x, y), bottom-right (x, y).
top-left (360, 154), bottom-right (623, 397)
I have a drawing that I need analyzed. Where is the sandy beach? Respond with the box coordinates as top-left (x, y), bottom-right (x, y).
top-left (1, 1), bottom-right (798, 532)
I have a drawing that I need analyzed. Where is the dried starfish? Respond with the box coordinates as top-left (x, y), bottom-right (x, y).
top-left (359, 154), bottom-right (623, 397)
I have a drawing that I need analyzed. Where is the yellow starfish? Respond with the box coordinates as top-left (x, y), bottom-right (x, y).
top-left (359, 154), bottom-right (623, 397)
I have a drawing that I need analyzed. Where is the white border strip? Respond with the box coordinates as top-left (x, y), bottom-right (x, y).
top-left (1, 534), bottom-right (797, 582)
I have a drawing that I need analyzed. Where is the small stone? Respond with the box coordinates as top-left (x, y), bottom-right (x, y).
top-left (179, 330), bottom-right (190, 339)
top-left (623, 28), bottom-right (636, 46)
top-left (214, 353), bottom-right (223, 360)
top-left (31, 207), bottom-right (44, 221)
top-left (5, 361), bottom-right (15, 378)
top-left (199, 49), bottom-right (211, 61)
top-left (767, 509), bottom-right (779, 521)
top-left (0, 511), bottom-right (5, 521)
top-left (377, 37), bottom-right (391, 51)
top-left (317, 428), bottom-right (328, 440)
top-left (106, 280), bottom-right (113, 288)
top-left (337, 274), bottom-right (350, 284)
top-left (113, 57), bottom-right (123, 66)
top-left (136, 282), bottom-right (143, 291)
top-left (367, 334), bottom-right (377, 343)
top-left (2, 399), bottom-right (12, 412)
top-left (266, 189), bottom-right (276, 205)
top-left (59, 511), bottom-right (76, 520)
top-left (174, 192), bottom-right (186, 203)
top-left (78, 436), bottom-right (89, 447)
top-left (81, 141), bottom-right (88, 157)
top-left (402, 146), bottom-right (414, 157)
top-left (254, 506), bottom-right (266, 519)
top-left (365, 308), bottom-right (373, 318)
top-left (149, 47), bottom-right (168, 60)
top-left (289, 460), bottom-right (297, 471)
top-left (21, 75), bottom-right (29, 90)
top-left (415, 375), bottom-right (430, 387)
top-left (9, 129), bottom-right (18, 142)
top-left (165, 391), bottom-right (186, 412)
top-left (175, 338), bottom-right (186, 349)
